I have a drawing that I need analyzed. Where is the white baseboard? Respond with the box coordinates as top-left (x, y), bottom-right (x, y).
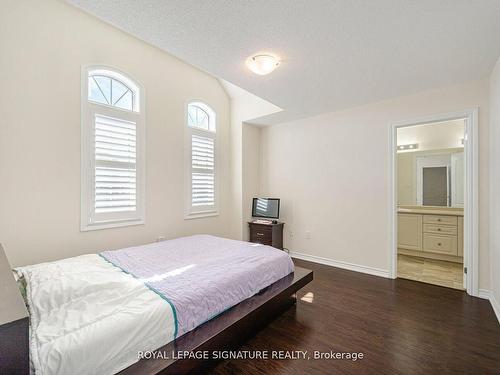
top-left (490, 293), bottom-right (500, 325)
top-left (478, 289), bottom-right (490, 299)
top-left (289, 251), bottom-right (390, 278)
top-left (467, 289), bottom-right (500, 324)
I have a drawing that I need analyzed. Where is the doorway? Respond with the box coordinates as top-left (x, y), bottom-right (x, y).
top-left (389, 110), bottom-right (478, 296)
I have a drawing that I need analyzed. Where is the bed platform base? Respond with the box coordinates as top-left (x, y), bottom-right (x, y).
top-left (120, 266), bottom-right (313, 374)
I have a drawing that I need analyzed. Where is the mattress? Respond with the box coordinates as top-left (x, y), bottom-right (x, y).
top-left (16, 235), bottom-right (294, 375)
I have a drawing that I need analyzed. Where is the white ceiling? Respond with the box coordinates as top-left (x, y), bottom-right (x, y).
top-left (68, 0), bottom-right (500, 125)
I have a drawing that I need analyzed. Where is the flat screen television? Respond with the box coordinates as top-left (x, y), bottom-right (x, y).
top-left (252, 198), bottom-right (280, 219)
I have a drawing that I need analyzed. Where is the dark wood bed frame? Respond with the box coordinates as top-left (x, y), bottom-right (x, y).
top-left (120, 267), bottom-right (313, 374)
top-left (0, 241), bottom-right (312, 375)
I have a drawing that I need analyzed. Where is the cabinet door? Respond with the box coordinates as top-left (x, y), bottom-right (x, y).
top-left (458, 216), bottom-right (464, 257)
top-left (398, 214), bottom-right (423, 251)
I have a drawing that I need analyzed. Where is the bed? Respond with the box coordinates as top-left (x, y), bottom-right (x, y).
top-left (12, 235), bottom-right (312, 375)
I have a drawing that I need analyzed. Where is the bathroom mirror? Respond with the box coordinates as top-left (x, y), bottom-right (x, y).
top-left (397, 149), bottom-right (464, 207)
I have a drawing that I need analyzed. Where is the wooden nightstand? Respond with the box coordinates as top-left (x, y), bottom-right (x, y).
top-left (248, 222), bottom-right (284, 250)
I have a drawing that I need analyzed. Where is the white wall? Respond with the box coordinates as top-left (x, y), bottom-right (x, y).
top-left (260, 79), bottom-right (490, 290)
top-left (0, 0), bottom-right (231, 267)
top-left (397, 119), bottom-right (465, 152)
top-left (228, 88), bottom-right (280, 240)
top-left (489, 56), bottom-right (500, 315)
top-left (397, 152), bottom-right (416, 205)
top-left (242, 124), bottom-right (262, 240)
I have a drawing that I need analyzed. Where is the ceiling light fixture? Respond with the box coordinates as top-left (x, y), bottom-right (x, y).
top-left (246, 53), bottom-right (281, 75)
top-left (397, 143), bottom-right (419, 151)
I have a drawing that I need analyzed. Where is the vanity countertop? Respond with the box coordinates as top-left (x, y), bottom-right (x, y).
top-left (398, 205), bottom-right (464, 216)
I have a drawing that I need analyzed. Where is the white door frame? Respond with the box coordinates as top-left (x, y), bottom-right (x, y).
top-left (388, 108), bottom-right (479, 297)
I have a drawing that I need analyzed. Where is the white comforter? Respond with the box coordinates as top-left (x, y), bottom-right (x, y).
top-left (15, 254), bottom-right (175, 375)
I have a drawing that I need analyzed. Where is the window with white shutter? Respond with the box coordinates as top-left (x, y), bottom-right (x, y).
top-left (81, 67), bottom-right (145, 231)
top-left (186, 102), bottom-right (217, 217)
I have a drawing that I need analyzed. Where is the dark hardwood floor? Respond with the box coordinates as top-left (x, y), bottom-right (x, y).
top-left (211, 258), bottom-right (500, 374)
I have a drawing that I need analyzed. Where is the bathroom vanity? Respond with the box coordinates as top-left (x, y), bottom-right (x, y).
top-left (398, 206), bottom-right (463, 263)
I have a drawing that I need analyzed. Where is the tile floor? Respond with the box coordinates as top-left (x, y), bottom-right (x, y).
top-left (397, 254), bottom-right (464, 290)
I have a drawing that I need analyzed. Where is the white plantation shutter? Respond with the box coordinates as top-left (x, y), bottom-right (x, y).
top-left (95, 167), bottom-right (136, 212)
top-left (186, 102), bottom-right (217, 216)
top-left (191, 135), bottom-right (215, 207)
top-left (82, 67), bottom-right (144, 231)
top-left (94, 115), bottom-right (137, 214)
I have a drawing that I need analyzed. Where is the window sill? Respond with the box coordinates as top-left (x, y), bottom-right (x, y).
top-left (81, 218), bottom-right (144, 232)
top-left (184, 211), bottom-right (219, 220)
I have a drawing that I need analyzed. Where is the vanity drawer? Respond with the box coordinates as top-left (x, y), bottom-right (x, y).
top-left (423, 215), bottom-right (457, 226)
top-left (423, 234), bottom-right (457, 255)
top-left (423, 224), bottom-right (457, 236)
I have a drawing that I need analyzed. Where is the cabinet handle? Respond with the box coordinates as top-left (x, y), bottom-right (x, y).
top-left (256, 233), bottom-right (264, 236)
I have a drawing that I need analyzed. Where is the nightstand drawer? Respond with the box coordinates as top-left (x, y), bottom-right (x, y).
top-left (250, 230), bottom-right (272, 245)
top-left (248, 222), bottom-right (284, 249)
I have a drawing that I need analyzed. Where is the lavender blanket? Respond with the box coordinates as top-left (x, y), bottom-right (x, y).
top-left (100, 235), bottom-right (294, 338)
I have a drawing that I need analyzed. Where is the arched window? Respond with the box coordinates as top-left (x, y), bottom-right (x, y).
top-left (186, 101), bottom-right (217, 217)
top-left (81, 67), bottom-right (145, 230)
top-left (88, 69), bottom-right (139, 112)
top-left (187, 101), bottom-right (216, 131)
